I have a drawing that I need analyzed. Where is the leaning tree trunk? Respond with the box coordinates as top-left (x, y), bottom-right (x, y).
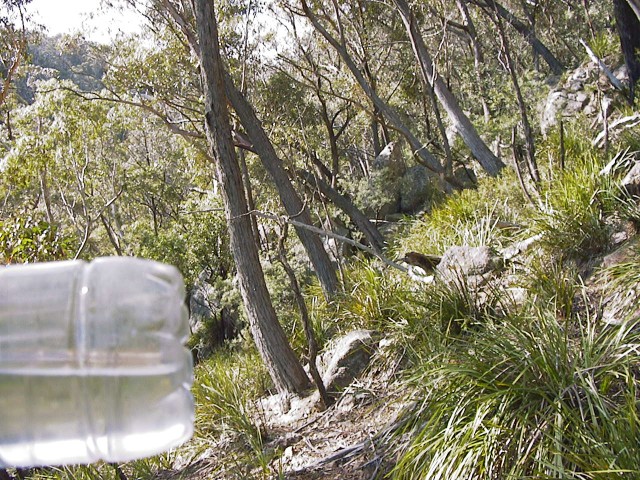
top-left (393, 0), bottom-right (505, 177)
top-left (300, 0), bottom-right (446, 180)
top-left (472, 0), bottom-right (564, 75)
top-left (614, 0), bottom-right (640, 103)
top-left (224, 75), bottom-right (339, 298)
top-left (297, 169), bottom-right (386, 253)
top-left (194, 0), bottom-right (310, 395)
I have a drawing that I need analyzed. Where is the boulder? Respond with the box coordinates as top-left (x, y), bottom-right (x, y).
top-left (598, 238), bottom-right (640, 325)
top-left (400, 165), bottom-right (432, 212)
top-left (539, 63), bottom-right (613, 135)
top-left (319, 330), bottom-right (377, 393)
top-left (621, 161), bottom-right (640, 197)
top-left (437, 245), bottom-right (497, 280)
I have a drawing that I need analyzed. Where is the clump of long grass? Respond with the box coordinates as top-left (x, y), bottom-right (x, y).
top-left (192, 349), bottom-right (268, 450)
top-left (391, 307), bottom-right (640, 479)
top-left (525, 257), bottom-right (582, 320)
top-left (397, 196), bottom-right (522, 258)
top-left (533, 152), bottom-right (612, 261)
top-left (329, 259), bottom-right (427, 334)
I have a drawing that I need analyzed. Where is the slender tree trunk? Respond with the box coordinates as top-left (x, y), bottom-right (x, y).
top-left (276, 223), bottom-right (331, 409)
top-left (456, 0), bottom-right (491, 123)
top-left (238, 147), bottom-right (262, 253)
top-left (224, 74), bottom-right (339, 298)
top-left (614, 0), bottom-right (640, 103)
top-left (298, 169), bottom-right (385, 253)
top-left (39, 167), bottom-right (54, 224)
top-left (159, 0), bottom-right (338, 297)
top-left (300, 0), bottom-right (446, 180)
top-left (318, 97), bottom-right (341, 181)
top-left (100, 213), bottom-right (123, 256)
top-left (194, 0), bottom-right (310, 395)
top-left (472, 0), bottom-right (564, 75)
top-left (393, 0), bottom-right (505, 176)
top-left (490, 0), bottom-right (540, 184)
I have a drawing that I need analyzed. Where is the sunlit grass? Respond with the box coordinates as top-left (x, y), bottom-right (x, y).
top-left (391, 310), bottom-right (640, 479)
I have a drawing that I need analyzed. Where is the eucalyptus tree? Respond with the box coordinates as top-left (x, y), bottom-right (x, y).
top-left (297, 0), bottom-right (449, 182)
top-left (0, 0), bottom-right (30, 107)
top-left (106, 1), bottom-right (340, 298)
top-left (391, 0), bottom-right (505, 176)
top-left (109, 0), bottom-right (320, 393)
top-left (192, 0), bottom-right (311, 394)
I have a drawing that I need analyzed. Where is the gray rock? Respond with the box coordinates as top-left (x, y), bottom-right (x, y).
top-left (621, 161), bottom-right (640, 197)
top-left (539, 64), bottom-right (607, 135)
top-left (437, 245), bottom-right (497, 278)
top-left (400, 165), bottom-right (432, 212)
top-left (319, 330), bottom-right (377, 393)
top-left (599, 238), bottom-right (640, 325)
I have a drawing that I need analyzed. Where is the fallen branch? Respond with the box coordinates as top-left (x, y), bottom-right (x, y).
top-left (249, 210), bottom-right (409, 273)
top-left (579, 39), bottom-right (625, 91)
top-left (593, 114), bottom-right (640, 147)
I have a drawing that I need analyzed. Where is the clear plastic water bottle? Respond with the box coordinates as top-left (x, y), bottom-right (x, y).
top-left (0, 257), bottom-right (194, 468)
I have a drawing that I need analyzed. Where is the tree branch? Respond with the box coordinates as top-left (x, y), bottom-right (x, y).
top-left (250, 210), bottom-right (408, 273)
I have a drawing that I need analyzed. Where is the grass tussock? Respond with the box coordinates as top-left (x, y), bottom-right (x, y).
top-left (391, 312), bottom-right (640, 479)
top-left (381, 126), bottom-right (640, 478)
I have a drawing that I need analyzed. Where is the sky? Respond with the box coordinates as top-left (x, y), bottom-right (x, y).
top-left (25, 0), bottom-right (144, 43)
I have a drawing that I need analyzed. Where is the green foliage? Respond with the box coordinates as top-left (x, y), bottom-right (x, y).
top-left (586, 31), bottom-right (620, 61)
top-left (331, 260), bottom-right (424, 333)
top-left (392, 312), bottom-right (640, 479)
top-left (352, 166), bottom-right (402, 218)
top-left (191, 348), bottom-right (275, 474)
top-left (533, 133), bottom-right (612, 261)
top-left (395, 173), bottom-right (524, 258)
top-left (525, 258), bottom-right (581, 321)
top-left (0, 216), bottom-right (72, 263)
top-left (424, 274), bottom-right (507, 338)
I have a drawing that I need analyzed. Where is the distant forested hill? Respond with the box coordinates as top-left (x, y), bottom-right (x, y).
top-left (16, 34), bottom-right (104, 103)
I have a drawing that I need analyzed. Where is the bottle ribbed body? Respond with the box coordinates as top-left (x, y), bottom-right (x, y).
top-left (0, 257), bottom-right (193, 467)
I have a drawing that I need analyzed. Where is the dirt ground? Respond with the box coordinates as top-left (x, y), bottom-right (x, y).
top-left (159, 355), bottom-right (408, 480)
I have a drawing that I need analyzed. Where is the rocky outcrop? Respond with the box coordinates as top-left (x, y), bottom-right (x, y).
top-left (592, 238), bottom-right (640, 325)
top-left (437, 245), bottom-right (498, 279)
top-left (540, 63), bottom-right (628, 135)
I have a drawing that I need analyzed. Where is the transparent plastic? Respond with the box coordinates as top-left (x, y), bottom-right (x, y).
top-left (0, 257), bottom-right (194, 468)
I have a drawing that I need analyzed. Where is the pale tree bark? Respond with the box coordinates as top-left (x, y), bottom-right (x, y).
top-left (392, 0), bottom-right (505, 177)
top-left (193, 0), bottom-right (310, 395)
top-left (223, 75), bottom-right (340, 298)
top-left (627, 0), bottom-right (640, 21)
top-left (471, 0), bottom-right (564, 75)
top-left (299, 0), bottom-right (447, 181)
